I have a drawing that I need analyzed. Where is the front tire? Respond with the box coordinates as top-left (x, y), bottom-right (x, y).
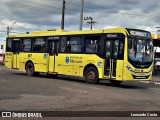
top-left (84, 67), bottom-right (99, 84)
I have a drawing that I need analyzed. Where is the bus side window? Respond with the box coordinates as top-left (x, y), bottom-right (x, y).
top-left (65, 44), bottom-right (71, 53)
top-left (22, 39), bottom-right (32, 52)
top-left (84, 36), bottom-right (100, 53)
top-left (61, 37), bottom-right (82, 53)
top-left (113, 40), bottom-right (119, 59)
top-left (33, 38), bottom-right (45, 52)
top-left (118, 41), bottom-right (124, 59)
top-left (69, 37), bottom-right (82, 53)
top-left (106, 41), bottom-right (111, 58)
top-left (12, 40), bottom-right (20, 53)
top-left (48, 42), bottom-right (54, 54)
top-left (6, 39), bottom-right (12, 52)
top-left (61, 37), bottom-right (67, 52)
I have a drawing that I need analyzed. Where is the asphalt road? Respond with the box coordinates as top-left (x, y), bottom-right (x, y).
top-left (0, 65), bottom-right (160, 118)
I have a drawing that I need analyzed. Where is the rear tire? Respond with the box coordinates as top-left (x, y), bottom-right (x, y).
top-left (84, 67), bottom-right (99, 84)
top-left (26, 62), bottom-right (38, 76)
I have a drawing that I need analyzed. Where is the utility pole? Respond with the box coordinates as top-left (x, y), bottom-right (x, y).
top-left (79, 0), bottom-right (84, 30)
top-left (7, 27), bottom-right (9, 36)
top-left (84, 17), bottom-right (98, 30)
top-left (61, 0), bottom-right (66, 30)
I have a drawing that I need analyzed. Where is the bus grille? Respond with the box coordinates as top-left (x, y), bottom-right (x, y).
top-left (132, 75), bottom-right (150, 79)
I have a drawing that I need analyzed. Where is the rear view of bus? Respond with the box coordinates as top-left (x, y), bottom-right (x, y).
top-left (124, 29), bottom-right (153, 81)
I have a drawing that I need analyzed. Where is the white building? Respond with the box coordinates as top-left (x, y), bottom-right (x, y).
top-left (0, 40), bottom-right (6, 54)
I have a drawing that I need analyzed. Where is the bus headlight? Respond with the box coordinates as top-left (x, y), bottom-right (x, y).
top-left (125, 64), bottom-right (134, 73)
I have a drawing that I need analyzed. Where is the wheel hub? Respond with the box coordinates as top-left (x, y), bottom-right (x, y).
top-left (87, 71), bottom-right (95, 80)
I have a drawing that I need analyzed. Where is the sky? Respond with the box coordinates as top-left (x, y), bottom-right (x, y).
top-left (0, 0), bottom-right (160, 41)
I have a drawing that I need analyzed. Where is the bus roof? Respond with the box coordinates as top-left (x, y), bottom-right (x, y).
top-left (8, 28), bottom-right (151, 38)
top-left (8, 28), bottom-right (129, 38)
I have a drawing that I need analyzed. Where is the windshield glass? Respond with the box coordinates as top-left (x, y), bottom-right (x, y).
top-left (128, 37), bottom-right (153, 62)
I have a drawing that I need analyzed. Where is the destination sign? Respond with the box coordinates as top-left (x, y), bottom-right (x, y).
top-left (127, 29), bottom-right (151, 38)
top-left (130, 30), bottom-right (147, 37)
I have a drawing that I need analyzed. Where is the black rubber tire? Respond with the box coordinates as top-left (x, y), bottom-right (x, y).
top-left (84, 67), bottom-right (99, 84)
top-left (26, 62), bottom-right (38, 76)
top-left (110, 80), bottom-right (122, 85)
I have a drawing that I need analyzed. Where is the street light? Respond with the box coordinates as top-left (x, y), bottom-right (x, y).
top-left (7, 22), bottom-right (16, 37)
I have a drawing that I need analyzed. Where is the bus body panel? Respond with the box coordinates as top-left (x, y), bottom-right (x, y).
top-left (48, 56), bottom-right (55, 73)
top-left (81, 54), bottom-right (104, 78)
top-left (19, 53), bottom-right (25, 70)
top-left (32, 53), bottom-right (48, 73)
top-left (20, 53), bottom-right (49, 72)
top-left (56, 54), bottom-right (82, 76)
top-left (5, 52), bottom-right (13, 69)
top-left (13, 54), bottom-right (19, 69)
top-left (55, 54), bottom-right (105, 78)
top-left (116, 60), bottom-right (124, 80)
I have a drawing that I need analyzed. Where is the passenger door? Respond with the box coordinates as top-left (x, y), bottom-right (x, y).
top-left (48, 37), bottom-right (59, 73)
top-left (104, 35), bottom-right (124, 80)
top-left (12, 39), bottom-right (20, 69)
top-left (5, 39), bottom-right (13, 68)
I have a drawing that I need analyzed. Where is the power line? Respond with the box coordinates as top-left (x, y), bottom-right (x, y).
top-left (1, 0), bottom-right (60, 9)
top-left (0, 29), bottom-right (8, 32)
top-left (0, 30), bottom-right (22, 33)
top-left (0, 0), bottom-right (60, 14)
top-left (1, 0), bottom-right (159, 19)
top-left (64, 2), bottom-right (159, 18)
top-left (1, 0), bottom-right (158, 18)
top-left (0, 0), bottom-right (80, 13)
top-left (68, 3), bottom-right (80, 7)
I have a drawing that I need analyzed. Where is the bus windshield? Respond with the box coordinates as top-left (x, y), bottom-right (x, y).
top-left (128, 37), bottom-right (153, 63)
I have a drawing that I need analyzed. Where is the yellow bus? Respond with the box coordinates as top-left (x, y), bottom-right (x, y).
top-left (5, 28), bottom-right (153, 84)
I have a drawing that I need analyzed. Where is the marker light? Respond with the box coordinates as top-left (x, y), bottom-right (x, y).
top-left (125, 64), bottom-right (134, 73)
